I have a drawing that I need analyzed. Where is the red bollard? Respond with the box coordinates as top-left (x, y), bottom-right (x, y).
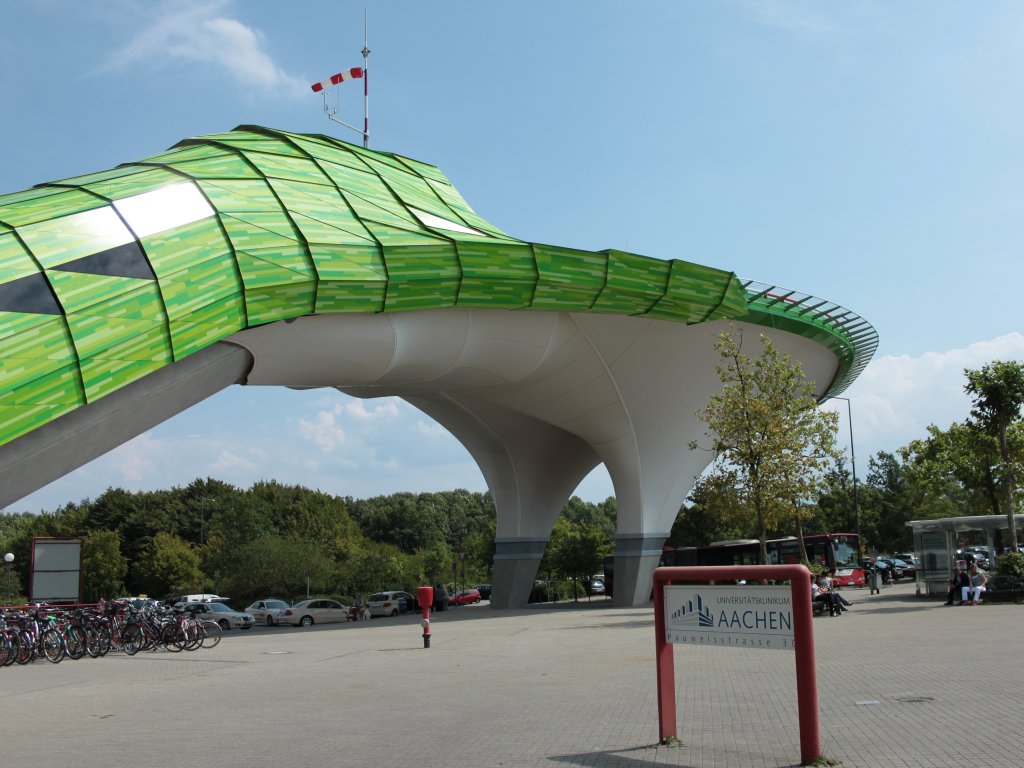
top-left (416, 586), bottom-right (434, 648)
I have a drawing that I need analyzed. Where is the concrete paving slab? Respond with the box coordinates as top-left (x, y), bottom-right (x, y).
top-left (0, 582), bottom-right (1019, 768)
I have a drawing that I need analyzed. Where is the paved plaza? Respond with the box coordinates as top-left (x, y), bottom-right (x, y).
top-left (2, 582), bottom-right (1020, 768)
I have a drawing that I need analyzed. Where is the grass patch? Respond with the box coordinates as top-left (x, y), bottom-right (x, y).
top-left (806, 756), bottom-right (841, 766)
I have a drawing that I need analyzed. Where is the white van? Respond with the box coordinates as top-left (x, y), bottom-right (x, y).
top-left (175, 593), bottom-right (231, 604)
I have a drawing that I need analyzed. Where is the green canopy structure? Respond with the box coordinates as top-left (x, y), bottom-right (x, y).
top-left (0, 126), bottom-right (877, 607)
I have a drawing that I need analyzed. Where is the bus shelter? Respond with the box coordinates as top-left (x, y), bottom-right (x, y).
top-left (906, 514), bottom-right (1024, 597)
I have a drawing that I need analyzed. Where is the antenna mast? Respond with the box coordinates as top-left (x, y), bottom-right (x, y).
top-left (312, 10), bottom-right (370, 147)
top-left (362, 9), bottom-right (370, 149)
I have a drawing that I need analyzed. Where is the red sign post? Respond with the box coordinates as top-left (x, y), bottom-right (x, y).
top-left (416, 586), bottom-right (434, 648)
top-left (653, 564), bottom-right (820, 765)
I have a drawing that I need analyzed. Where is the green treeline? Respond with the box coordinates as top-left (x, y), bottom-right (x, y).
top-left (0, 479), bottom-right (617, 606)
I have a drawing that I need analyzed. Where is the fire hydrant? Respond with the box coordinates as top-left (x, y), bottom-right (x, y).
top-left (416, 585), bottom-right (434, 648)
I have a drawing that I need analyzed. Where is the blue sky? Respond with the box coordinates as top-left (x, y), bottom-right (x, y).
top-left (4, 1), bottom-right (1024, 512)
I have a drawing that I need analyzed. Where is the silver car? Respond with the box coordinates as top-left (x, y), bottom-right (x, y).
top-left (178, 601), bottom-right (255, 630)
top-left (282, 598), bottom-right (350, 627)
top-left (245, 599), bottom-right (290, 626)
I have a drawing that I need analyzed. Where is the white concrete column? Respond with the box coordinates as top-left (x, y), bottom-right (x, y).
top-left (405, 394), bottom-right (600, 609)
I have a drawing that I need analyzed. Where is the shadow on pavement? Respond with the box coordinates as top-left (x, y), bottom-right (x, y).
top-left (548, 747), bottom-right (804, 768)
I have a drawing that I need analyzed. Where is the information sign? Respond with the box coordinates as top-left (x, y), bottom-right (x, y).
top-left (663, 584), bottom-right (795, 650)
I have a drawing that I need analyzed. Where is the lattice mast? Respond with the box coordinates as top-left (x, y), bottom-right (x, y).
top-left (312, 9), bottom-right (370, 148)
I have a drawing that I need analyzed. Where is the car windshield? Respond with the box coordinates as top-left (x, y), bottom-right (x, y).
top-left (208, 603), bottom-right (231, 612)
top-left (369, 594), bottom-right (386, 602)
top-left (267, 600), bottom-right (289, 609)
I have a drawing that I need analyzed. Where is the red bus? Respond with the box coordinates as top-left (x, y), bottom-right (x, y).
top-left (602, 533), bottom-right (863, 598)
top-left (659, 533), bottom-right (864, 586)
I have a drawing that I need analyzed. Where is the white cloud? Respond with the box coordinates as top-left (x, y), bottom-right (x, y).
top-left (416, 420), bottom-right (452, 438)
top-left (729, 0), bottom-right (833, 35)
top-left (342, 399), bottom-right (401, 422)
top-left (297, 409), bottom-right (347, 452)
top-left (295, 397), bottom-right (402, 452)
top-left (210, 449), bottom-right (258, 474)
top-left (828, 333), bottom-right (1024, 461)
top-left (99, 0), bottom-right (304, 94)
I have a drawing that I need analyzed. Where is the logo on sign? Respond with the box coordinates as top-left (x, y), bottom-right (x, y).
top-left (669, 593), bottom-right (715, 628)
top-left (663, 585), bottom-right (796, 650)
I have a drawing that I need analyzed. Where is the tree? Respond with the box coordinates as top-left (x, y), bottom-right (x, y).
top-left (669, 470), bottom-right (748, 547)
top-left (965, 361), bottom-right (1024, 551)
top-left (543, 517), bottom-right (611, 600)
top-left (691, 327), bottom-right (841, 563)
top-left (811, 460), bottom-right (857, 535)
top-left (861, 451), bottom-right (914, 552)
top-left (132, 532), bottom-right (202, 597)
top-left (81, 530), bottom-right (127, 602)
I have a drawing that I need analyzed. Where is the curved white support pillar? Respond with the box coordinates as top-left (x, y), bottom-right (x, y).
top-left (231, 309), bottom-right (843, 609)
top-left (405, 394), bottom-right (600, 609)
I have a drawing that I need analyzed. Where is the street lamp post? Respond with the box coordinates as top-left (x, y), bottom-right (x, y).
top-left (4, 552), bottom-right (13, 605)
top-left (831, 397), bottom-right (861, 561)
top-left (197, 497), bottom-right (212, 596)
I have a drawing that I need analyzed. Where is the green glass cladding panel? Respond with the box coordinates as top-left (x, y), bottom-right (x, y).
top-left (149, 146), bottom-right (263, 179)
top-left (46, 271), bottom-right (162, 319)
top-left (532, 244), bottom-right (607, 310)
top-left (313, 243), bottom-right (387, 314)
top-left (0, 357), bottom-right (81, 406)
top-left (78, 356), bottom-right (168, 402)
top-left (0, 187), bottom-right (104, 228)
top-left (142, 216), bottom-right (238, 281)
top-left (268, 178), bottom-right (373, 244)
top-left (647, 261), bottom-right (744, 323)
top-left (0, 122), bottom-right (875, 452)
top-left (0, 232), bottom-right (38, 283)
top-left (456, 242), bottom-right (537, 308)
top-left (0, 312), bottom-right (75, 357)
top-left (240, 151), bottom-right (329, 185)
top-left (200, 178), bottom-right (289, 214)
top-left (592, 250), bottom-right (670, 314)
top-left (382, 243), bottom-right (461, 311)
top-left (0, 401), bottom-right (80, 446)
top-left (0, 314), bottom-right (81, 415)
top-left (19, 206), bottom-right (134, 270)
top-left (74, 167), bottom-right (184, 201)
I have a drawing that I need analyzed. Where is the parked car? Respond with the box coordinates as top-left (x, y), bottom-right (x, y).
top-left (114, 596), bottom-right (159, 611)
top-left (449, 588), bottom-right (482, 606)
top-left (863, 558), bottom-right (901, 582)
top-left (894, 552), bottom-right (918, 567)
top-left (891, 557), bottom-right (915, 579)
top-left (960, 547), bottom-right (992, 570)
top-left (177, 601), bottom-right (255, 630)
top-left (475, 584), bottom-right (492, 600)
top-left (283, 598), bottom-right (350, 627)
top-left (245, 599), bottom-right (291, 626)
top-left (171, 593), bottom-right (231, 604)
top-left (367, 591), bottom-right (415, 617)
top-left (584, 578), bottom-right (605, 595)
top-left (832, 566), bottom-right (865, 588)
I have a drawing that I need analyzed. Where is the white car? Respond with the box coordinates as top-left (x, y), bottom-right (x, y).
top-left (177, 601), bottom-right (255, 630)
top-left (245, 599), bottom-right (291, 626)
top-left (367, 591), bottom-right (415, 617)
top-left (282, 599), bottom-right (350, 627)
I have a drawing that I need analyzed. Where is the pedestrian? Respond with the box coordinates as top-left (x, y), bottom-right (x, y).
top-left (827, 569), bottom-right (853, 611)
top-left (815, 573), bottom-right (843, 616)
top-left (433, 583), bottom-right (448, 612)
top-left (945, 563), bottom-right (969, 605)
top-left (961, 563), bottom-right (988, 605)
